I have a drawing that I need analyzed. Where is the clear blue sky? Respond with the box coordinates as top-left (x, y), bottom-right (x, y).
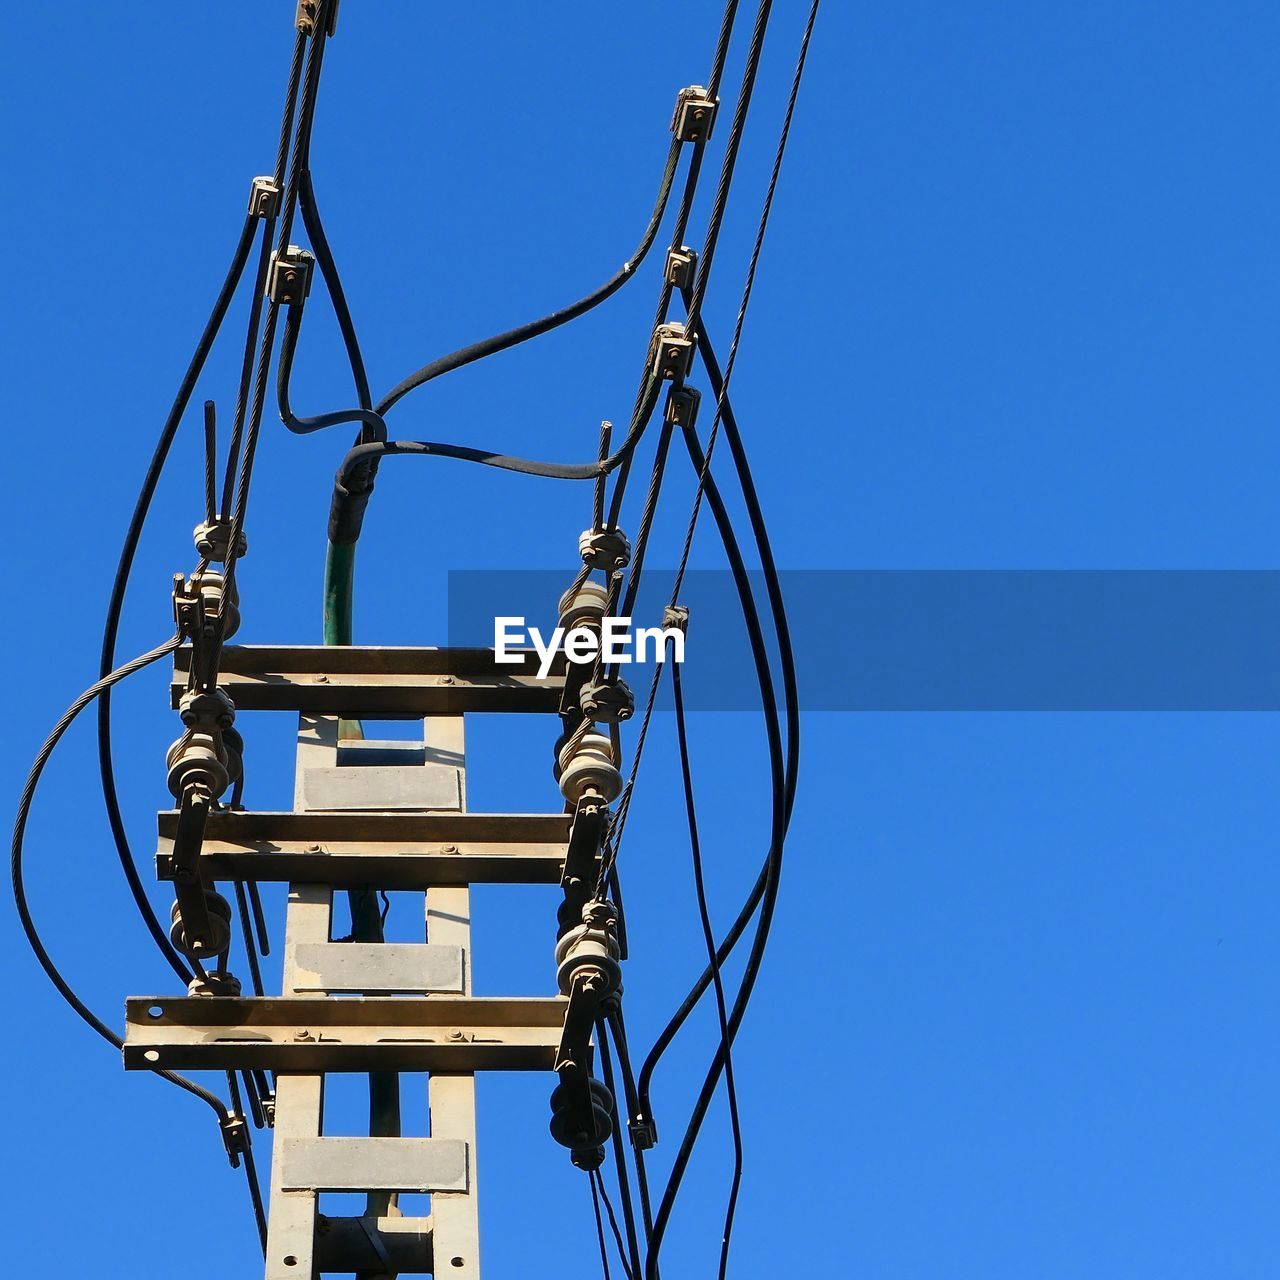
top-left (3, 2), bottom-right (1277, 1276)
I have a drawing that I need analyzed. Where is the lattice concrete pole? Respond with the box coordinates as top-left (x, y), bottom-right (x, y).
top-left (264, 707), bottom-right (480, 1278)
top-left (264, 715), bottom-right (337, 1280)
top-left (424, 710), bottom-right (482, 1280)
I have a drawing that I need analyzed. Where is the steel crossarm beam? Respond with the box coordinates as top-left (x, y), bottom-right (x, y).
top-left (172, 645), bottom-right (566, 714)
top-left (155, 809), bottom-right (570, 887)
top-left (123, 995), bottom-right (567, 1073)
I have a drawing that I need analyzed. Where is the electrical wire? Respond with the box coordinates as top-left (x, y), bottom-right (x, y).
top-left (631, 10), bottom-right (824, 1242)
top-left (671, 657), bottom-right (743, 1280)
top-left (375, 137), bottom-right (683, 419)
top-left (220, 26), bottom-right (308, 515)
top-left (96, 209), bottom-right (258, 988)
top-left (596, 1018), bottom-right (647, 1273)
top-left (14, 635), bottom-right (230, 1121)
top-left (590, 1170), bottom-right (615, 1280)
top-left (56, 0), bottom-right (816, 1270)
top-left (227, 1070), bottom-right (268, 1251)
top-left (220, 4), bottom-right (336, 620)
top-left (628, 0), bottom-right (816, 1113)
top-left (595, 1167), bottom-right (637, 1280)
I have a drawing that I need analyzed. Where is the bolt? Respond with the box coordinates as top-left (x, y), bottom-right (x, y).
top-left (440, 675), bottom-right (455, 686)
top-left (441, 844), bottom-right (459, 855)
top-left (293, 1028), bottom-right (312, 1041)
top-left (448, 1030), bottom-right (465, 1042)
top-left (306, 843), bottom-right (322, 853)
top-left (315, 674), bottom-right (328, 683)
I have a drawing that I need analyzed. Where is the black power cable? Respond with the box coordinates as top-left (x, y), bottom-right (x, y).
top-left (375, 136), bottom-right (683, 419)
top-left (96, 209), bottom-right (258, 988)
top-left (14, 635), bottom-right (229, 1121)
top-left (596, 1017), bottom-right (647, 1273)
top-left (220, 9), bottom-right (335, 610)
top-left (671, 657), bottom-right (743, 1280)
top-left (590, 1170), bottom-right (615, 1280)
top-left (95, 17), bottom-right (311, 991)
top-left (595, 1167), bottom-right (637, 1280)
top-left (221, 26), bottom-right (308, 515)
top-left (632, 0), bottom-right (815, 1112)
top-left (227, 1070), bottom-right (268, 1251)
top-left (642, 418), bottom-right (785, 1280)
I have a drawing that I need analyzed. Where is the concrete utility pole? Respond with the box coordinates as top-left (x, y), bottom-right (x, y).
top-left (132, 640), bottom-right (618, 1277)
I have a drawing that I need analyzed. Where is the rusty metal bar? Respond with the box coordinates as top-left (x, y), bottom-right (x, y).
top-left (155, 808), bottom-right (569, 887)
top-left (171, 645), bottom-right (566, 714)
top-left (124, 995), bottom-right (565, 1073)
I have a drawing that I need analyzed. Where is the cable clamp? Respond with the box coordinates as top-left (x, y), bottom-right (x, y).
top-left (580, 678), bottom-right (634, 724)
top-left (578, 526), bottom-right (631, 573)
top-left (266, 246), bottom-right (314, 306)
top-left (248, 176), bottom-right (281, 220)
top-left (193, 518), bottom-right (248, 564)
top-left (296, 0), bottom-right (339, 37)
top-left (671, 85), bottom-right (718, 142)
top-left (664, 245), bottom-right (697, 291)
top-left (219, 1113), bottom-right (250, 1168)
top-left (662, 604), bottom-right (690, 634)
top-left (173, 568), bottom-right (240, 650)
top-left (650, 321), bottom-right (695, 382)
top-left (629, 1115), bottom-right (658, 1151)
top-left (664, 385), bottom-right (701, 430)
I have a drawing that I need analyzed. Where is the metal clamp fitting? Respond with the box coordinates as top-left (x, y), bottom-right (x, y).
top-left (178, 687), bottom-right (236, 732)
top-left (297, 0), bottom-right (339, 37)
top-left (580, 678), bottom-right (634, 724)
top-left (266, 247), bottom-right (314, 306)
top-left (578, 526), bottom-right (631, 572)
top-left (248, 176), bottom-right (281, 220)
top-left (174, 568), bottom-right (241, 646)
top-left (664, 245), bottom-right (697, 290)
top-left (662, 604), bottom-right (690, 634)
top-left (220, 1113), bottom-right (251, 1167)
top-left (664, 385), bottom-right (701, 429)
top-left (671, 86), bottom-right (718, 142)
top-left (193, 518), bottom-right (248, 564)
top-left (651, 321), bottom-right (695, 382)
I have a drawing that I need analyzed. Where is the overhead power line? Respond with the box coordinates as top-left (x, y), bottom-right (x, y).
top-left (14, 0), bottom-right (820, 1268)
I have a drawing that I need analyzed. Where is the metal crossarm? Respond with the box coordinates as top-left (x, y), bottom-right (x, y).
top-left (172, 645), bottom-right (566, 714)
top-left (123, 995), bottom-right (567, 1072)
top-left (130, 644), bottom-right (601, 1278)
top-left (155, 809), bottom-right (570, 887)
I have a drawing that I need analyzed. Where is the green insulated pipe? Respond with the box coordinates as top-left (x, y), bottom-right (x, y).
top-left (323, 535), bottom-right (400, 1210)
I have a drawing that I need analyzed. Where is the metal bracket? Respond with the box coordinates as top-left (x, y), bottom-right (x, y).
top-left (248, 176), bottom-right (281, 220)
top-left (220, 1113), bottom-right (251, 1168)
top-left (173, 645), bottom-right (566, 715)
top-left (664, 245), bottom-right (697, 290)
top-left (155, 808), bottom-right (570, 888)
top-left (560, 797), bottom-right (606, 900)
top-left (124, 995), bottom-right (567, 1072)
top-left (650, 321), bottom-right (695, 382)
top-left (266, 247), bottom-right (314, 306)
top-left (663, 604), bottom-right (690, 634)
top-left (169, 785), bottom-right (216, 955)
top-left (665, 384), bottom-right (701, 430)
top-left (194, 518), bottom-right (248, 563)
top-left (296, 0), bottom-right (339, 36)
top-left (671, 85), bottom-right (718, 142)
